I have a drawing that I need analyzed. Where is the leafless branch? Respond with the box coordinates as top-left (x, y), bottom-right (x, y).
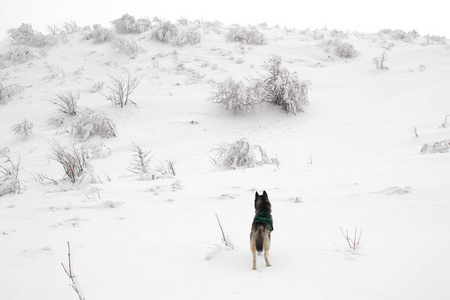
top-left (215, 213), bottom-right (234, 249)
top-left (61, 242), bottom-right (85, 300)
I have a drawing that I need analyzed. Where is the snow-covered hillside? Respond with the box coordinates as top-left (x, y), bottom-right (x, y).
top-left (1, 20), bottom-right (450, 300)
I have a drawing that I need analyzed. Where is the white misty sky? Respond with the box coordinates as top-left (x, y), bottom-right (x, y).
top-left (0, 0), bottom-right (448, 39)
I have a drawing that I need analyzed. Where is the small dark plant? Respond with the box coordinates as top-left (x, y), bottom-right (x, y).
top-left (50, 91), bottom-right (79, 116)
top-left (102, 73), bottom-right (139, 108)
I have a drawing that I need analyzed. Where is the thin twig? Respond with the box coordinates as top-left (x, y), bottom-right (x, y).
top-left (340, 227), bottom-right (362, 250)
top-left (215, 213), bottom-right (227, 245)
top-left (61, 242), bottom-right (85, 300)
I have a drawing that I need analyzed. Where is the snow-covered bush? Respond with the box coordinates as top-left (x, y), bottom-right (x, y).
top-left (135, 18), bottom-right (152, 34)
top-left (333, 41), bottom-right (358, 58)
top-left (176, 18), bottom-right (190, 26)
top-left (0, 47), bottom-right (35, 65)
top-left (101, 73), bottom-right (140, 107)
top-left (209, 77), bottom-right (260, 114)
top-left (210, 56), bottom-right (309, 114)
top-left (331, 29), bottom-right (348, 39)
top-left (423, 35), bottom-right (447, 45)
top-left (84, 25), bottom-right (115, 43)
top-left (11, 119), bottom-right (33, 140)
top-left (112, 14), bottom-right (151, 34)
top-left (421, 140), bottom-right (450, 154)
top-left (7, 23), bottom-right (35, 44)
top-left (322, 40), bottom-right (357, 58)
top-left (256, 56), bottom-right (310, 114)
top-left (211, 138), bottom-right (277, 169)
top-left (201, 20), bottom-right (223, 34)
top-left (50, 91), bottom-right (79, 116)
top-left (112, 14), bottom-right (137, 33)
top-left (151, 20), bottom-right (178, 43)
top-left (7, 23), bottom-right (57, 47)
top-left (28, 32), bottom-right (58, 48)
top-left (170, 29), bottom-right (202, 46)
top-left (89, 81), bottom-right (104, 93)
top-left (48, 139), bottom-right (94, 184)
top-left (0, 82), bottom-right (24, 104)
top-left (378, 29), bottom-right (421, 43)
top-left (112, 37), bottom-right (145, 58)
top-left (0, 151), bottom-right (21, 196)
top-left (226, 26), bottom-right (267, 45)
top-left (71, 109), bottom-right (117, 141)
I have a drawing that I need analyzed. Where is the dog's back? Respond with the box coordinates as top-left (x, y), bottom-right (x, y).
top-left (250, 191), bottom-right (273, 270)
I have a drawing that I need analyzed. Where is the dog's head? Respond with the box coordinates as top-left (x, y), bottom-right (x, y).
top-left (255, 190), bottom-right (271, 213)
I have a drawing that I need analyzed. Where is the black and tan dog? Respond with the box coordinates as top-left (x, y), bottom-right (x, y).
top-left (250, 191), bottom-right (273, 270)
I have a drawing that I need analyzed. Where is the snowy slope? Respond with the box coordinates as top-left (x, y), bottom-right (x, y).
top-left (1, 23), bottom-right (450, 300)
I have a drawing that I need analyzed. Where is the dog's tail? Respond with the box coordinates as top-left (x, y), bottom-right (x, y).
top-left (255, 224), bottom-right (265, 253)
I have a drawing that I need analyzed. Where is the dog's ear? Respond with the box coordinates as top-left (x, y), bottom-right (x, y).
top-left (255, 191), bottom-right (259, 198)
top-left (263, 190), bottom-right (268, 199)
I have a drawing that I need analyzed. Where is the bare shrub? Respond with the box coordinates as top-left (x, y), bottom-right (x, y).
top-left (71, 109), bottom-right (117, 140)
top-left (256, 56), bottom-right (310, 114)
top-left (48, 139), bottom-right (93, 183)
top-left (127, 143), bottom-right (153, 179)
top-left (209, 77), bottom-right (260, 114)
top-left (151, 20), bottom-right (178, 43)
top-left (340, 227), bottom-right (363, 250)
top-left (211, 138), bottom-right (277, 169)
top-left (226, 26), bottom-right (267, 45)
top-left (156, 160), bottom-right (177, 178)
top-left (0, 151), bottom-right (21, 196)
top-left (11, 119), bottom-right (33, 140)
top-left (47, 24), bottom-right (62, 35)
top-left (50, 91), bottom-right (79, 116)
top-left (62, 21), bottom-right (79, 34)
top-left (102, 73), bottom-right (139, 107)
top-left (373, 51), bottom-right (389, 70)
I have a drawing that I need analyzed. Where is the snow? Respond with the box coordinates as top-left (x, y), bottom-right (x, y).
top-left (1, 24), bottom-right (450, 300)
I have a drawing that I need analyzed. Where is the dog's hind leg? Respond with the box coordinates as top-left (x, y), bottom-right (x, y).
top-left (263, 231), bottom-right (271, 267)
top-left (250, 238), bottom-right (257, 270)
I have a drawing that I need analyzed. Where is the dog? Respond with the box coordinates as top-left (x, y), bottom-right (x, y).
top-left (250, 190), bottom-right (273, 270)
